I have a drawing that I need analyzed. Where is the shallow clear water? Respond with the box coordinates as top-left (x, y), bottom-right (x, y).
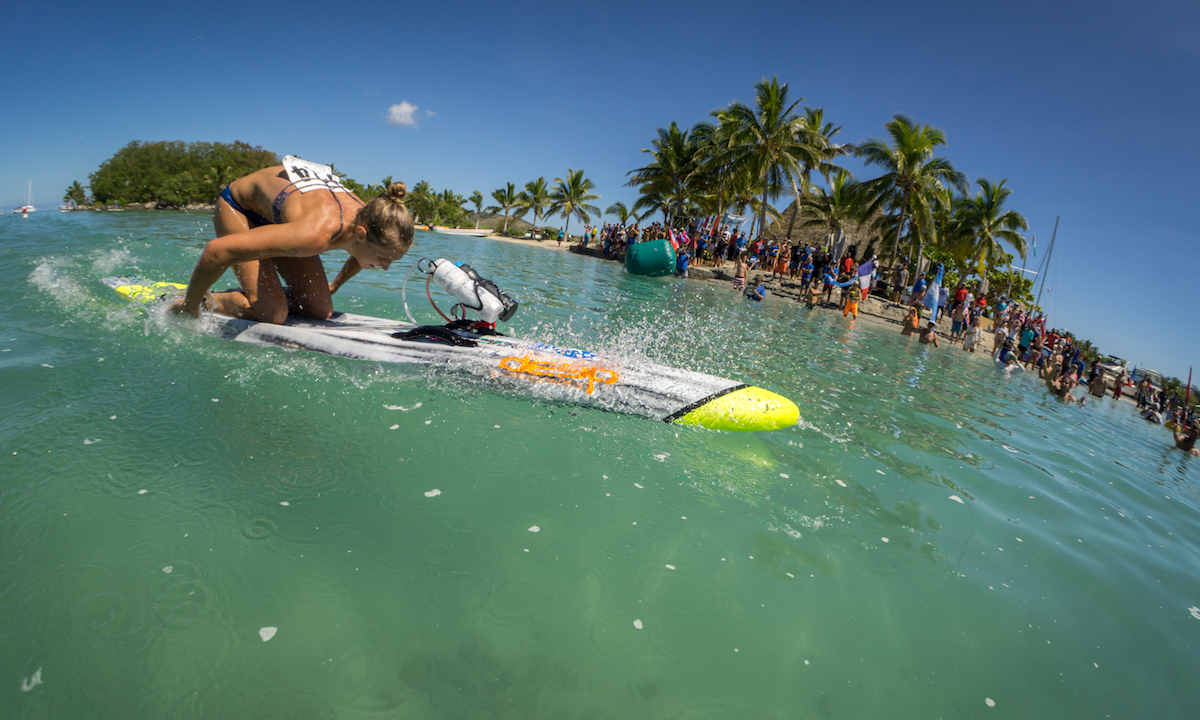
top-left (2, 211), bottom-right (1198, 719)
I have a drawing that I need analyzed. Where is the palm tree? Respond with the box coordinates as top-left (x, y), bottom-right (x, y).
top-left (856, 114), bottom-right (968, 271)
top-left (516, 177), bottom-right (552, 237)
top-left (358, 175), bottom-right (395, 201)
top-left (783, 106), bottom-right (851, 241)
top-left (606, 201), bottom-right (639, 226)
top-left (626, 121), bottom-right (704, 226)
top-left (801, 170), bottom-right (868, 243)
top-left (437, 189), bottom-right (466, 226)
top-left (728, 173), bottom-right (779, 239)
top-left (924, 187), bottom-right (972, 275)
top-left (488, 182), bottom-right (519, 235)
top-left (958, 178), bottom-right (1028, 284)
top-left (632, 187), bottom-right (672, 226)
top-left (548, 169), bottom-right (601, 237)
top-left (468, 190), bottom-right (484, 229)
top-left (63, 181), bottom-right (88, 206)
top-left (691, 118), bottom-right (736, 228)
top-left (717, 76), bottom-right (807, 240)
top-left (408, 180), bottom-right (436, 224)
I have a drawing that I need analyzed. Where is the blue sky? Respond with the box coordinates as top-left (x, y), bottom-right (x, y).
top-left (3, 0), bottom-right (1197, 379)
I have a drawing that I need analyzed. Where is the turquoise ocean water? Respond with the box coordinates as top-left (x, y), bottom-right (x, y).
top-left (2, 211), bottom-right (1198, 719)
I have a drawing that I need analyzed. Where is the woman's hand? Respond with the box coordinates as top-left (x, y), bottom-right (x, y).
top-left (169, 297), bottom-right (200, 317)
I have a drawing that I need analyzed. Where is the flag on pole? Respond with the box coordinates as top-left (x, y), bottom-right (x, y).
top-left (856, 259), bottom-right (876, 291)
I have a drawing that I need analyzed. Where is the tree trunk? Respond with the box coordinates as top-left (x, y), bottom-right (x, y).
top-left (502, 210), bottom-right (510, 234)
top-left (889, 190), bottom-right (911, 271)
top-left (674, 178), bottom-right (685, 227)
top-left (784, 173), bottom-right (805, 241)
top-left (759, 169), bottom-right (770, 240)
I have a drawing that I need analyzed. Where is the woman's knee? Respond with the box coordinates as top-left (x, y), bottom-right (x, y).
top-left (292, 290), bottom-right (333, 320)
top-left (254, 304), bottom-right (290, 325)
top-left (306, 302), bottom-right (334, 321)
top-left (246, 294), bottom-right (289, 324)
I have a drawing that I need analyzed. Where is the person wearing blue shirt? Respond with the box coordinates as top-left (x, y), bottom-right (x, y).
top-left (911, 275), bottom-right (927, 306)
top-left (675, 248), bottom-right (690, 278)
top-left (747, 275), bottom-right (767, 301)
top-left (1019, 326), bottom-right (1036, 360)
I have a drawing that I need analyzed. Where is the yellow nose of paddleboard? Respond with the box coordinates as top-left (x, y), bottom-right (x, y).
top-left (675, 386), bottom-right (799, 432)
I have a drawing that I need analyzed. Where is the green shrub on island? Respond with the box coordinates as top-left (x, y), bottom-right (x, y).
top-left (89, 141), bottom-right (278, 207)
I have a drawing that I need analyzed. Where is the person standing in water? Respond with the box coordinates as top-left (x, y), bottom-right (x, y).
top-left (1175, 418), bottom-right (1200, 456)
top-left (733, 255), bottom-right (749, 292)
top-left (172, 156), bottom-right (414, 323)
top-left (919, 322), bottom-right (940, 347)
top-left (900, 306), bottom-right (920, 335)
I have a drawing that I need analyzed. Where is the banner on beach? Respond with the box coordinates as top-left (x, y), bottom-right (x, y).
top-left (924, 264), bottom-right (944, 323)
top-left (722, 214), bottom-right (750, 229)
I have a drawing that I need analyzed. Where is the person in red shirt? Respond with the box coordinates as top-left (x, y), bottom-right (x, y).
top-left (954, 283), bottom-right (969, 304)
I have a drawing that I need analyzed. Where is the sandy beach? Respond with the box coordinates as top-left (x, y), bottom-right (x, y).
top-left (479, 232), bottom-right (576, 253)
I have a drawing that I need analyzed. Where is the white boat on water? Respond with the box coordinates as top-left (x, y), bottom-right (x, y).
top-left (13, 180), bottom-right (36, 214)
top-left (428, 226), bottom-right (492, 237)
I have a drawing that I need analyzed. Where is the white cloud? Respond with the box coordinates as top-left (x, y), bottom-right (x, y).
top-left (386, 101), bottom-right (420, 128)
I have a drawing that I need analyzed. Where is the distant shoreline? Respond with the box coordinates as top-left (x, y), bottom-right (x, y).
top-left (59, 203), bottom-right (216, 212)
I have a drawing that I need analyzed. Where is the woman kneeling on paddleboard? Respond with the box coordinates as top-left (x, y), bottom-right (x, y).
top-left (172, 156), bottom-right (413, 323)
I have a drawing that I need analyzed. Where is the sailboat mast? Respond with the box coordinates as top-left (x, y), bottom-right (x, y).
top-left (1034, 216), bottom-right (1059, 311)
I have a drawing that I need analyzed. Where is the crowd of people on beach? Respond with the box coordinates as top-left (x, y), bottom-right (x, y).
top-left (581, 219), bottom-right (1199, 455)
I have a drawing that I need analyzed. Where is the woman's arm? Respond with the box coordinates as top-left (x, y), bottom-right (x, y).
top-left (172, 224), bottom-right (327, 315)
top-left (329, 256), bottom-right (361, 295)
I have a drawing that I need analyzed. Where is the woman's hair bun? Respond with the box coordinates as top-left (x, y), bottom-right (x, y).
top-left (387, 182), bottom-right (407, 202)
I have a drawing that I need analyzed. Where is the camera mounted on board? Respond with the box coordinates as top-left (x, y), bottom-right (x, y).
top-left (423, 258), bottom-right (519, 325)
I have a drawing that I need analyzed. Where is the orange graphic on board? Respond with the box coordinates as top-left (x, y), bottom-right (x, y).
top-left (499, 355), bottom-right (619, 395)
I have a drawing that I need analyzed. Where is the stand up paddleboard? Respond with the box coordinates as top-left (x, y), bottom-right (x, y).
top-left (102, 262), bottom-right (798, 432)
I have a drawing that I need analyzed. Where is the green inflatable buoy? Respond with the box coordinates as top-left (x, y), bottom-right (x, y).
top-left (625, 238), bottom-right (677, 277)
